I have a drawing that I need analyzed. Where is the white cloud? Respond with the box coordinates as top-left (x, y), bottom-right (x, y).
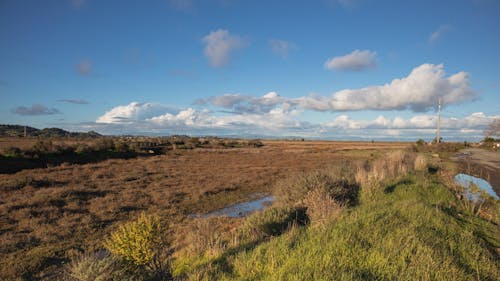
top-left (269, 39), bottom-right (296, 59)
top-left (198, 91), bottom-right (287, 114)
top-left (429, 25), bottom-right (452, 44)
top-left (96, 102), bottom-right (177, 124)
top-left (199, 64), bottom-right (474, 114)
top-left (148, 106), bottom-right (304, 131)
top-left (89, 99), bottom-right (497, 141)
top-left (202, 29), bottom-right (245, 67)
top-left (325, 112), bottom-right (497, 131)
top-left (324, 49), bottom-right (377, 71)
top-left (302, 64), bottom-right (475, 112)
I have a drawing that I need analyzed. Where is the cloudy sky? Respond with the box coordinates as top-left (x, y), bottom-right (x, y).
top-left (1, 0), bottom-right (499, 141)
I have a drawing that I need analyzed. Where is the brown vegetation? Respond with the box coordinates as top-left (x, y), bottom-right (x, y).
top-left (0, 139), bottom-right (408, 280)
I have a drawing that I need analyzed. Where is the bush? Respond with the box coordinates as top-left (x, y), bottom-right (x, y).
top-left (274, 168), bottom-right (359, 208)
top-left (416, 139), bottom-right (426, 146)
top-left (483, 137), bottom-right (495, 143)
top-left (303, 188), bottom-right (344, 225)
top-left (32, 140), bottom-right (55, 154)
top-left (247, 140), bottom-right (264, 147)
top-left (2, 146), bottom-right (22, 157)
top-left (274, 172), bottom-right (334, 206)
top-left (104, 213), bottom-right (170, 274)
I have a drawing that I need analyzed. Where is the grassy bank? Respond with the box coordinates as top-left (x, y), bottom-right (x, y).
top-left (174, 152), bottom-right (499, 281)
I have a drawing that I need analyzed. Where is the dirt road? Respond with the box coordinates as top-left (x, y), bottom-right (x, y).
top-left (453, 148), bottom-right (500, 196)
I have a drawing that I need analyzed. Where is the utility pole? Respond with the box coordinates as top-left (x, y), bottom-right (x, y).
top-left (24, 126), bottom-right (27, 138)
top-left (436, 98), bottom-right (441, 144)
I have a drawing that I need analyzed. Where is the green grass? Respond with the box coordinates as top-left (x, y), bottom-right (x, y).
top-left (177, 175), bottom-right (500, 280)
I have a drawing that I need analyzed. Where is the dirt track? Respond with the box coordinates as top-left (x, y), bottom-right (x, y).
top-left (453, 148), bottom-right (500, 196)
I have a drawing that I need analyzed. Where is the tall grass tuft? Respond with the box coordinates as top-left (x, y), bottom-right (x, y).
top-left (414, 154), bottom-right (428, 171)
top-left (66, 252), bottom-right (121, 281)
top-left (356, 150), bottom-right (417, 202)
top-left (303, 188), bottom-right (344, 225)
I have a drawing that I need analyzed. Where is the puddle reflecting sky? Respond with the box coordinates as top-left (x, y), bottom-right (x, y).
top-left (190, 195), bottom-right (275, 218)
top-left (454, 173), bottom-right (499, 201)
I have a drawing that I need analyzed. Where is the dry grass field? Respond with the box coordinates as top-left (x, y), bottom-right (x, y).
top-left (0, 139), bottom-right (409, 280)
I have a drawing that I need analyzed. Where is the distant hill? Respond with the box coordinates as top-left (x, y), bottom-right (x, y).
top-left (0, 124), bottom-right (101, 138)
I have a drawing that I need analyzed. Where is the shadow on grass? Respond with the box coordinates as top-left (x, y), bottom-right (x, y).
top-left (384, 178), bottom-right (414, 194)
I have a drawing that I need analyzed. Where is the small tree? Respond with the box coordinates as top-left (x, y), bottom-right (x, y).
top-left (484, 118), bottom-right (500, 139)
top-left (416, 139), bottom-right (426, 146)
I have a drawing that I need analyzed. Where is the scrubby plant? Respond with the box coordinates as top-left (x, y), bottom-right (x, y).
top-left (31, 140), bottom-right (55, 154)
top-left (67, 252), bottom-right (121, 281)
top-left (275, 167), bottom-right (359, 209)
top-left (274, 172), bottom-right (338, 206)
top-left (303, 188), bottom-right (344, 225)
top-left (247, 139), bottom-right (264, 147)
top-left (416, 139), bottom-right (426, 146)
top-left (104, 213), bottom-right (171, 275)
top-left (2, 146), bottom-right (22, 157)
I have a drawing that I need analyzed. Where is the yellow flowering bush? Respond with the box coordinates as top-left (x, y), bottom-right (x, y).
top-left (104, 213), bottom-right (164, 269)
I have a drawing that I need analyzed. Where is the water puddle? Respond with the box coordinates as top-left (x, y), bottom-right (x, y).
top-left (190, 195), bottom-right (275, 218)
top-left (454, 173), bottom-right (499, 201)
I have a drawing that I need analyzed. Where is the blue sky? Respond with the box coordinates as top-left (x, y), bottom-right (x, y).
top-left (1, 0), bottom-right (499, 140)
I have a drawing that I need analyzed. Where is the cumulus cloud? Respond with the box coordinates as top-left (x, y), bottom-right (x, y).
top-left (301, 63), bottom-right (475, 112)
top-left (96, 102), bottom-right (178, 124)
top-left (196, 92), bottom-right (288, 114)
top-left (148, 106), bottom-right (305, 132)
top-left (269, 39), bottom-right (296, 59)
top-left (202, 29), bottom-right (245, 67)
top-left (12, 104), bottom-right (61, 116)
top-left (93, 99), bottom-right (310, 136)
top-left (76, 59), bottom-right (92, 76)
top-left (325, 112), bottom-right (497, 131)
top-left (90, 99), bottom-right (497, 141)
top-left (89, 61), bottom-right (479, 139)
top-left (58, 99), bottom-right (89, 104)
top-left (429, 24), bottom-right (452, 44)
top-left (324, 49), bottom-right (377, 71)
top-left (197, 64), bottom-right (474, 113)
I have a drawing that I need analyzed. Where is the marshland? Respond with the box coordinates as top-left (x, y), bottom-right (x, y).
top-left (0, 136), bottom-right (499, 280)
